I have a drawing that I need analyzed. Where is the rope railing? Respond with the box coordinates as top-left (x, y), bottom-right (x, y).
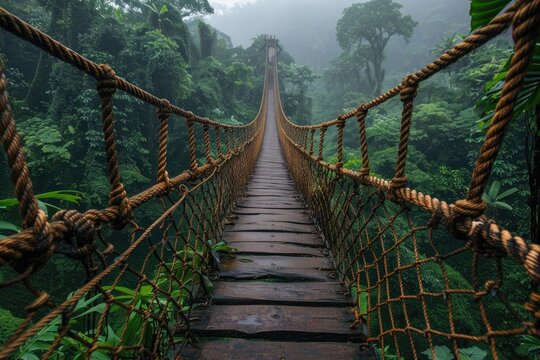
top-left (275, 0), bottom-right (540, 358)
top-left (0, 8), bottom-right (269, 359)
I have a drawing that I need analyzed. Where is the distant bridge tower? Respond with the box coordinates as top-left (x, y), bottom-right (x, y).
top-left (266, 35), bottom-right (278, 64)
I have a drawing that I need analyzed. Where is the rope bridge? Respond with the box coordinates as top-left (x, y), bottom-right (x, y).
top-left (0, 1), bottom-right (539, 359)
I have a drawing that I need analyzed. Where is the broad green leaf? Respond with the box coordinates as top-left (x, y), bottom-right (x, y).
top-left (35, 190), bottom-right (83, 204)
top-left (459, 346), bottom-right (487, 360)
top-left (493, 201), bottom-right (513, 210)
top-left (160, 4), bottom-right (168, 15)
top-left (202, 275), bottom-right (214, 294)
top-left (470, 0), bottom-right (511, 31)
top-left (490, 180), bottom-right (500, 199)
top-left (0, 219), bottom-right (21, 233)
top-left (421, 345), bottom-right (454, 360)
top-left (497, 187), bottom-right (519, 200)
top-left (477, 43), bottom-right (540, 129)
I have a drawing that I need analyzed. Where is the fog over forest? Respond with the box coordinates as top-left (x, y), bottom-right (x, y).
top-left (207, 0), bottom-right (470, 71)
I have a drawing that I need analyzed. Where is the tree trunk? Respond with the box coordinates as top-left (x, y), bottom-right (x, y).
top-left (25, 1), bottom-right (63, 107)
top-left (372, 51), bottom-right (383, 96)
top-left (25, 51), bottom-right (51, 107)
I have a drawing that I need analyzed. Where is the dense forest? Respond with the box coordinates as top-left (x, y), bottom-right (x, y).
top-left (0, 0), bottom-right (539, 359)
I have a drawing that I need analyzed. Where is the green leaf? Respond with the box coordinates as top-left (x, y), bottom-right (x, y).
top-left (490, 180), bottom-right (501, 199)
top-left (459, 346), bottom-right (487, 360)
top-left (35, 190), bottom-right (83, 204)
top-left (497, 187), bottom-right (519, 200)
top-left (160, 4), bottom-right (168, 15)
top-left (0, 219), bottom-right (21, 233)
top-left (0, 191), bottom-right (83, 210)
top-left (202, 275), bottom-right (214, 294)
top-left (470, 0), bottom-right (512, 31)
top-left (477, 43), bottom-right (540, 128)
top-left (493, 201), bottom-right (513, 211)
top-left (421, 345), bottom-right (454, 360)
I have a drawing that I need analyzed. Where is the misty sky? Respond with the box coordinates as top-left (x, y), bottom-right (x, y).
top-left (205, 0), bottom-right (470, 71)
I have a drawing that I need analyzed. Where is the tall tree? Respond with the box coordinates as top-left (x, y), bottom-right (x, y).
top-left (336, 0), bottom-right (417, 95)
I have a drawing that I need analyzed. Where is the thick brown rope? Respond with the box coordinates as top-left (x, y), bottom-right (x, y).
top-left (96, 64), bottom-right (132, 230)
top-left (318, 126), bottom-right (327, 161)
top-left (390, 75), bottom-right (418, 190)
top-left (204, 124), bottom-right (212, 164)
top-left (0, 69), bottom-right (52, 272)
top-left (156, 99), bottom-right (172, 187)
top-left (357, 108), bottom-right (370, 177)
top-left (186, 113), bottom-right (198, 172)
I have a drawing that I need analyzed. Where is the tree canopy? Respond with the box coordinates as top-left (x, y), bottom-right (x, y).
top-left (336, 0), bottom-right (417, 95)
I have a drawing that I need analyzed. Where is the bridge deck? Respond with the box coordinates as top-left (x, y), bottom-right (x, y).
top-left (182, 83), bottom-right (373, 359)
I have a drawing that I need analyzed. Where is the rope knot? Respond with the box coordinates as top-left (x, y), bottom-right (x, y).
top-left (453, 199), bottom-right (486, 219)
top-left (109, 184), bottom-right (133, 230)
top-left (157, 99), bottom-right (172, 120)
top-left (185, 111), bottom-right (195, 123)
top-left (400, 75), bottom-right (418, 103)
top-left (97, 64), bottom-right (117, 98)
top-left (356, 106), bottom-right (368, 118)
top-left (389, 176), bottom-right (407, 189)
top-left (358, 168), bottom-right (370, 177)
top-left (52, 210), bottom-right (96, 259)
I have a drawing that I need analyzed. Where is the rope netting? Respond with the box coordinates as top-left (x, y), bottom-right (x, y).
top-left (0, 8), bottom-right (268, 359)
top-left (274, 0), bottom-right (540, 358)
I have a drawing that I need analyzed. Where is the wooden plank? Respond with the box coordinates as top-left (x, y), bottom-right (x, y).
top-left (224, 232), bottom-right (323, 247)
top-left (244, 190), bottom-right (298, 197)
top-left (189, 305), bottom-right (362, 342)
top-left (229, 241), bottom-right (324, 256)
top-left (212, 281), bottom-right (353, 306)
top-left (180, 339), bottom-right (375, 360)
top-left (233, 208), bottom-right (309, 216)
top-left (219, 256), bottom-right (334, 281)
top-left (238, 201), bottom-right (305, 210)
top-left (232, 213), bottom-right (312, 224)
top-left (225, 222), bottom-right (316, 234)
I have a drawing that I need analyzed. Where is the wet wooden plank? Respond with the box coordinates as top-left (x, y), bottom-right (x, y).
top-left (238, 200), bottom-right (305, 210)
top-left (181, 339), bottom-right (375, 360)
top-left (233, 207), bottom-right (309, 216)
top-left (219, 256), bottom-right (334, 281)
top-left (225, 232), bottom-right (323, 247)
top-left (229, 241), bottom-right (324, 256)
top-left (232, 214), bottom-right (312, 224)
top-left (225, 222), bottom-right (316, 234)
top-left (212, 281), bottom-right (353, 306)
top-left (189, 305), bottom-right (362, 342)
top-left (244, 190), bottom-right (298, 197)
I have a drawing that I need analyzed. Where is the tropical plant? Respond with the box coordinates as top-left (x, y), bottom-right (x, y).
top-left (0, 190), bottom-right (83, 239)
top-left (481, 180), bottom-right (518, 211)
top-left (421, 345), bottom-right (487, 360)
top-left (470, 0), bottom-right (540, 128)
top-left (516, 335), bottom-right (540, 359)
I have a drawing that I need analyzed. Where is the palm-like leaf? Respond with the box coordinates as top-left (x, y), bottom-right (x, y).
top-left (470, 0), bottom-right (540, 128)
top-left (470, 0), bottom-right (511, 30)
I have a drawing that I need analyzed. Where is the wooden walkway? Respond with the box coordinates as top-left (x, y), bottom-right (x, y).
top-left (182, 82), bottom-right (373, 359)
